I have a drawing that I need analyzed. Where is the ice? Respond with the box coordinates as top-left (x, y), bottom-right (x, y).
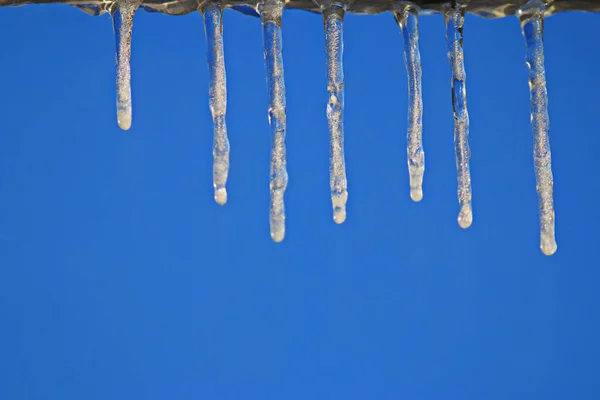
top-left (0, 0), bottom-right (573, 253)
top-left (111, 0), bottom-right (142, 131)
top-left (393, 1), bottom-right (425, 202)
top-left (258, 0), bottom-right (289, 243)
top-left (319, 2), bottom-right (348, 224)
top-left (202, 2), bottom-right (231, 206)
top-left (444, 1), bottom-right (473, 229)
top-left (518, 0), bottom-right (557, 256)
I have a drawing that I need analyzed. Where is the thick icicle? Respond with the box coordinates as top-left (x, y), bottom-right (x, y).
top-left (393, 1), bottom-right (425, 202)
top-left (519, 0), bottom-right (557, 256)
top-left (444, 1), bottom-right (473, 229)
top-left (319, 2), bottom-right (348, 224)
top-left (202, 2), bottom-right (231, 205)
top-left (111, 0), bottom-right (141, 131)
top-left (258, 0), bottom-right (289, 243)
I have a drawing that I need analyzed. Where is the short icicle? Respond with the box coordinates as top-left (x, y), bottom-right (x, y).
top-left (111, 0), bottom-right (142, 131)
top-left (444, 1), bottom-right (473, 229)
top-left (201, 1), bottom-right (231, 205)
top-left (258, 0), bottom-right (289, 243)
top-left (393, 1), bottom-right (425, 202)
top-left (518, 0), bottom-right (557, 256)
top-left (317, 1), bottom-right (348, 224)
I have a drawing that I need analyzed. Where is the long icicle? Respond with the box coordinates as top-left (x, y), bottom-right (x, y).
top-left (111, 0), bottom-right (142, 131)
top-left (519, 0), bottom-right (557, 256)
top-left (444, 1), bottom-right (473, 229)
top-left (321, 2), bottom-right (348, 224)
top-left (393, 1), bottom-right (425, 202)
top-left (201, 2), bottom-right (231, 205)
top-left (258, 0), bottom-right (289, 243)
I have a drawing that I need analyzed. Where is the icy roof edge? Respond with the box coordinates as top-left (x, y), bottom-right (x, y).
top-left (1, 0), bottom-right (599, 17)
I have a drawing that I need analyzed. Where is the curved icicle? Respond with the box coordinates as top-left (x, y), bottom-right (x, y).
top-left (393, 1), bottom-right (425, 202)
top-left (519, 0), bottom-right (557, 256)
top-left (321, 3), bottom-right (348, 224)
top-left (111, 0), bottom-right (142, 131)
top-left (201, 2), bottom-right (231, 206)
top-left (444, 1), bottom-right (473, 229)
top-left (258, 0), bottom-right (289, 243)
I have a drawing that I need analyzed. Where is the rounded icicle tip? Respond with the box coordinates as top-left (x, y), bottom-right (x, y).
top-left (410, 187), bottom-right (423, 202)
top-left (271, 232), bottom-right (285, 243)
top-left (271, 223), bottom-right (285, 243)
top-left (117, 109), bottom-right (132, 131)
top-left (333, 207), bottom-right (346, 224)
top-left (458, 203), bottom-right (473, 229)
top-left (541, 233), bottom-right (557, 256)
top-left (214, 187), bottom-right (227, 206)
top-left (332, 189), bottom-right (348, 224)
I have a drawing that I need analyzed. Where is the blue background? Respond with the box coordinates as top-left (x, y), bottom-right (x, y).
top-left (1, 4), bottom-right (599, 399)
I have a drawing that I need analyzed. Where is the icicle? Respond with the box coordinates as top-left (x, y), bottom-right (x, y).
top-left (111, 0), bottom-right (142, 131)
top-left (444, 1), bottom-right (473, 229)
top-left (393, 1), bottom-right (425, 202)
top-left (317, 1), bottom-right (348, 224)
top-left (258, 0), bottom-right (289, 243)
top-left (518, 0), bottom-right (557, 256)
top-left (201, 2), bottom-right (231, 205)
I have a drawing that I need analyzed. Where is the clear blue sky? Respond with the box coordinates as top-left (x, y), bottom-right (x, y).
top-left (1, 5), bottom-right (599, 399)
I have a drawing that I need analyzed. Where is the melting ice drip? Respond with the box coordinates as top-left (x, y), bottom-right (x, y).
top-left (519, 0), bottom-right (557, 256)
top-left (259, 0), bottom-right (289, 242)
top-left (393, 1), bottom-right (425, 203)
top-left (111, 0), bottom-right (142, 131)
top-left (1, 0), bottom-right (594, 254)
top-left (319, 1), bottom-right (349, 224)
top-left (202, 2), bottom-right (231, 206)
top-left (445, 1), bottom-right (473, 229)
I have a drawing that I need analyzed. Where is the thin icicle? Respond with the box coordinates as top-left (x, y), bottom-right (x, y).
top-left (202, 2), bottom-right (230, 206)
top-left (111, 0), bottom-right (141, 131)
top-left (444, 1), bottom-right (473, 229)
top-left (393, 1), bottom-right (425, 202)
top-left (321, 3), bottom-right (348, 224)
top-left (258, 0), bottom-right (288, 243)
top-left (519, 0), bottom-right (557, 256)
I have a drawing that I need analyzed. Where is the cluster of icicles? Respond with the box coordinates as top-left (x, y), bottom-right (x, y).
top-left (109, 0), bottom-right (556, 255)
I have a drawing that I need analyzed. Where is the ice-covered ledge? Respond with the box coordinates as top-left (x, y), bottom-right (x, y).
top-left (1, 0), bottom-right (599, 17)
top-left (1, 0), bottom-right (594, 254)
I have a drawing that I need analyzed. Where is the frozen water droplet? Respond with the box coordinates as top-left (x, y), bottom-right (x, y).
top-left (214, 187), bottom-right (227, 205)
top-left (111, 0), bottom-right (142, 131)
top-left (259, 0), bottom-right (288, 242)
top-left (332, 189), bottom-right (348, 224)
top-left (445, 2), bottom-right (473, 229)
top-left (541, 230), bottom-right (557, 256)
top-left (519, 0), bottom-right (557, 256)
top-left (458, 203), bottom-right (472, 229)
top-left (202, 3), bottom-right (231, 205)
top-left (322, 4), bottom-right (349, 224)
top-left (394, 1), bottom-right (425, 203)
top-left (270, 214), bottom-right (285, 243)
top-left (410, 186), bottom-right (423, 202)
